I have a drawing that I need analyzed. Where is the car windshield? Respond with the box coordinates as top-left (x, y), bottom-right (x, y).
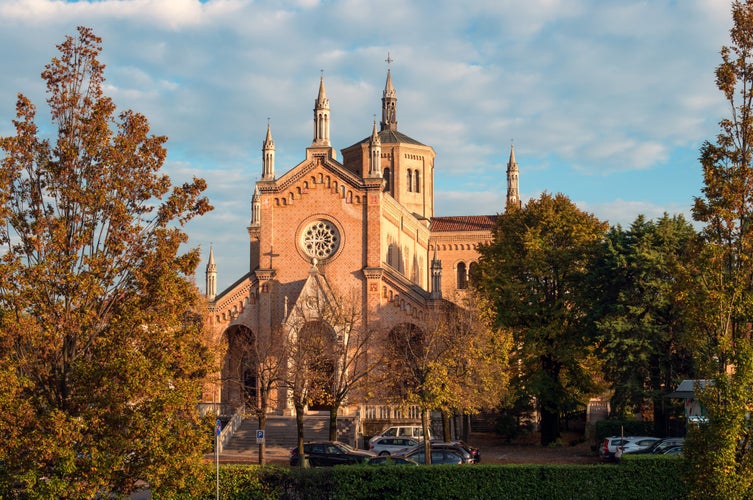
top-left (338, 442), bottom-right (355, 452)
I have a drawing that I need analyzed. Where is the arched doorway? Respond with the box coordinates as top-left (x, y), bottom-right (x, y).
top-left (223, 325), bottom-right (260, 408)
top-left (299, 320), bottom-right (336, 411)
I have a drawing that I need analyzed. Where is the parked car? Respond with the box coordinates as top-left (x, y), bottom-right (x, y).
top-left (662, 445), bottom-right (683, 455)
top-left (600, 436), bottom-right (661, 460)
top-left (428, 441), bottom-right (478, 464)
top-left (368, 425), bottom-right (430, 444)
top-left (289, 441), bottom-right (375, 467)
top-left (366, 456), bottom-right (419, 466)
top-left (395, 443), bottom-right (466, 465)
top-left (369, 436), bottom-right (420, 456)
top-left (642, 437), bottom-right (685, 455)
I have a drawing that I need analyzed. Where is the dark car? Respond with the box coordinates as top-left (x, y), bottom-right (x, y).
top-left (428, 441), bottom-right (477, 464)
top-left (366, 456), bottom-right (419, 466)
top-left (289, 441), bottom-right (375, 467)
top-left (395, 445), bottom-right (465, 465)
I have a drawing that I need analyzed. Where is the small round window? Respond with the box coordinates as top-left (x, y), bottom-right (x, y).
top-left (301, 220), bottom-right (340, 259)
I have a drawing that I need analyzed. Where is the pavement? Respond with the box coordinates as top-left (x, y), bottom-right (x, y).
top-left (205, 444), bottom-right (292, 465)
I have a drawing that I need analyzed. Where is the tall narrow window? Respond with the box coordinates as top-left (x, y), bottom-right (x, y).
top-left (414, 170), bottom-right (420, 193)
top-left (383, 168), bottom-right (391, 193)
top-left (457, 262), bottom-right (467, 289)
top-left (407, 169), bottom-right (413, 192)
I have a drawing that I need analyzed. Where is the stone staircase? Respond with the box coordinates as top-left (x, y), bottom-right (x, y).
top-left (223, 414), bottom-right (359, 452)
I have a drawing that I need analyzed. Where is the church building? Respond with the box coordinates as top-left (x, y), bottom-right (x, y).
top-left (204, 69), bottom-right (520, 417)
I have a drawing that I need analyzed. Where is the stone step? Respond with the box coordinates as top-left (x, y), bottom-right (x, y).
top-left (223, 415), bottom-right (358, 452)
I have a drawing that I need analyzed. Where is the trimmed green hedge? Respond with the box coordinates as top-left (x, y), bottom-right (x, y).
top-left (186, 455), bottom-right (686, 500)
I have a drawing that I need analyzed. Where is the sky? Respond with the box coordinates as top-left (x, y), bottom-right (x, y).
top-left (0, 0), bottom-right (735, 292)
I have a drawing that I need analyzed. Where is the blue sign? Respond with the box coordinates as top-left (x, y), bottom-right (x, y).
top-left (215, 418), bottom-right (222, 436)
top-left (256, 429), bottom-right (265, 443)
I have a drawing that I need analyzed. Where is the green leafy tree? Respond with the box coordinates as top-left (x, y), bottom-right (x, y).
top-left (0, 27), bottom-right (213, 497)
top-left (474, 192), bottom-right (608, 446)
top-left (686, 1), bottom-right (753, 497)
top-left (589, 214), bottom-right (698, 432)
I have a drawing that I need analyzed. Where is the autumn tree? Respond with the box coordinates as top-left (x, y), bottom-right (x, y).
top-left (228, 324), bottom-right (287, 465)
top-left (0, 27), bottom-right (212, 497)
top-left (587, 214), bottom-right (698, 433)
top-left (435, 290), bottom-right (512, 442)
top-left (313, 289), bottom-right (384, 441)
top-left (383, 293), bottom-right (509, 462)
top-left (474, 192), bottom-right (608, 446)
top-left (685, 1), bottom-right (753, 497)
top-left (283, 273), bottom-right (382, 465)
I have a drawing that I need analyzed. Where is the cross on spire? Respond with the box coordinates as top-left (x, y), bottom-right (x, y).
top-left (385, 52), bottom-right (393, 66)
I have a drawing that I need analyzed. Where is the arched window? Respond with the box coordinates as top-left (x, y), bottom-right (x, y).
top-left (407, 169), bottom-right (413, 192)
top-left (383, 168), bottom-right (391, 193)
top-left (414, 170), bottom-right (420, 193)
top-left (457, 262), bottom-right (467, 289)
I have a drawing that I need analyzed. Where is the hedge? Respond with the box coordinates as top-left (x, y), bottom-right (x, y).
top-left (181, 455), bottom-right (686, 500)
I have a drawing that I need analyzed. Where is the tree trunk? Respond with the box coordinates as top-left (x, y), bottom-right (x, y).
top-left (422, 408), bottom-right (432, 465)
top-left (539, 405), bottom-right (560, 446)
top-left (329, 405), bottom-right (338, 442)
top-left (442, 411), bottom-right (451, 441)
top-left (258, 414), bottom-right (266, 465)
top-left (295, 401), bottom-right (307, 468)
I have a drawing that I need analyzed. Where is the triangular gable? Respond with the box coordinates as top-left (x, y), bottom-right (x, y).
top-left (284, 261), bottom-right (338, 328)
top-left (274, 154), bottom-right (365, 194)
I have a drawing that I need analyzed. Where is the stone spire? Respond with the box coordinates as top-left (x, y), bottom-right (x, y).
top-left (250, 185), bottom-right (261, 227)
top-left (368, 119), bottom-right (382, 178)
top-left (506, 143), bottom-right (521, 210)
top-left (205, 245), bottom-right (217, 301)
top-left (430, 247), bottom-right (442, 299)
top-left (380, 69), bottom-right (397, 132)
top-left (262, 119), bottom-right (275, 180)
top-left (313, 74), bottom-right (331, 146)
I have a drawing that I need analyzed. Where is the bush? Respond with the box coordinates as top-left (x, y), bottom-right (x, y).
top-left (185, 456), bottom-right (687, 500)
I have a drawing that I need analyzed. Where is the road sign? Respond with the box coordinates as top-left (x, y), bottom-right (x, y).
top-left (256, 429), bottom-right (265, 444)
top-left (215, 418), bottom-right (222, 436)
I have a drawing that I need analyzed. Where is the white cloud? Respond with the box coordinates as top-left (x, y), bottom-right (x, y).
top-left (0, 0), bottom-right (736, 290)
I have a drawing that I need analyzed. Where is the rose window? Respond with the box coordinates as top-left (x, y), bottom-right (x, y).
top-left (301, 220), bottom-right (340, 259)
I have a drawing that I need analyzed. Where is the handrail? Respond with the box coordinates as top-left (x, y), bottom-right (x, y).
top-left (217, 409), bottom-right (244, 454)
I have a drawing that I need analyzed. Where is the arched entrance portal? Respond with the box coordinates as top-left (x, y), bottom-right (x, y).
top-left (299, 320), bottom-right (336, 411)
top-left (223, 325), bottom-right (260, 409)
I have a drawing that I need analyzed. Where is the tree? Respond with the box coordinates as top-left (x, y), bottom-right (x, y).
top-left (228, 324), bottom-right (287, 465)
top-left (436, 290), bottom-right (512, 442)
top-left (314, 289), bottom-right (384, 442)
top-left (588, 214), bottom-right (698, 433)
top-left (0, 27), bottom-right (213, 497)
top-left (383, 294), bottom-right (510, 462)
top-left (474, 192), bottom-right (608, 446)
top-left (685, 1), bottom-right (753, 497)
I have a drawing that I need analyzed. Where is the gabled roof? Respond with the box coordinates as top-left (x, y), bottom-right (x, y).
top-left (430, 215), bottom-right (498, 232)
top-left (667, 379), bottom-right (713, 399)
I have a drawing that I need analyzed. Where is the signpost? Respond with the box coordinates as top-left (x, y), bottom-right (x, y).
top-left (256, 429), bottom-right (265, 444)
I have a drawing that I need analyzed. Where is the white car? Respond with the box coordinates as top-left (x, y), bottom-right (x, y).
top-left (369, 436), bottom-right (420, 456)
top-left (368, 425), bottom-right (430, 444)
top-left (600, 436), bottom-right (660, 460)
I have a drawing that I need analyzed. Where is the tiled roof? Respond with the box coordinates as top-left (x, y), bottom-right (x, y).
top-left (430, 215), bottom-right (498, 232)
top-left (354, 129), bottom-right (425, 146)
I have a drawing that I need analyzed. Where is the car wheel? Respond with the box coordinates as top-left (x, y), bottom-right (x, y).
top-left (379, 451), bottom-right (390, 456)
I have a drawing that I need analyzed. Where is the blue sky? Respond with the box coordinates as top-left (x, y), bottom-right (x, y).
top-left (0, 0), bottom-right (733, 291)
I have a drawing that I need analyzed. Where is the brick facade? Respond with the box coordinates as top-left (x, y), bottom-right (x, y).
top-left (204, 70), bottom-right (517, 414)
